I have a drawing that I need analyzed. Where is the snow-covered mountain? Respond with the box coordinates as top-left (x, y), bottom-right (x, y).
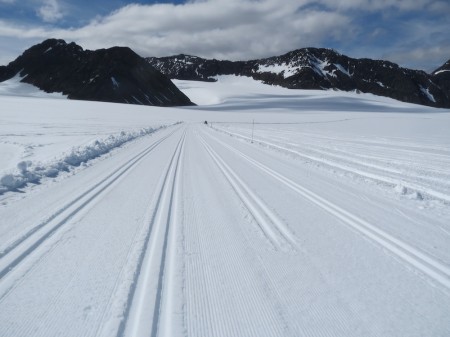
top-left (147, 49), bottom-right (450, 108)
top-left (432, 59), bottom-right (450, 99)
top-left (0, 39), bottom-right (193, 107)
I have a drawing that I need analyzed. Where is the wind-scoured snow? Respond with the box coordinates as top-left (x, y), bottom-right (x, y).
top-left (0, 76), bottom-right (449, 337)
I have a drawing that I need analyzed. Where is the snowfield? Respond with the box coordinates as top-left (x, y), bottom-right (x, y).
top-left (1, 75), bottom-right (450, 337)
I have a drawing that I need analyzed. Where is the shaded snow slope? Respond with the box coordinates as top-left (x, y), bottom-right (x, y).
top-left (174, 75), bottom-right (441, 112)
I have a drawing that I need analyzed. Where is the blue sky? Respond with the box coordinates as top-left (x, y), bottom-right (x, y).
top-left (0, 0), bottom-right (449, 72)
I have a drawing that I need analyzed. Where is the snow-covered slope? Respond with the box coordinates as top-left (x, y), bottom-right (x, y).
top-left (0, 77), bottom-right (450, 337)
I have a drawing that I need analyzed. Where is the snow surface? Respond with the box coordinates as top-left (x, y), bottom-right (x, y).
top-left (0, 76), bottom-right (450, 337)
top-left (0, 74), bottom-right (67, 99)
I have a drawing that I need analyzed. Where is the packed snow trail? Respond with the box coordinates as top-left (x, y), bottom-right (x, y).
top-left (210, 122), bottom-right (450, 204)
top-left (0, 123), bottom-right (449, 336)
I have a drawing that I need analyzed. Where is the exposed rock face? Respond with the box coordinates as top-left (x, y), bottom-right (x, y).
top-left (0, 39), bottom-right (194, 106)
top-left (431, 59), bottom-right (450, 103)
top-left (147, 49), bottom-right (450, 108)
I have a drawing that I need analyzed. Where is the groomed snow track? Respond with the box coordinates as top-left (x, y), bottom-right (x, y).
top-left (0, 123), bottom-right (449, 337)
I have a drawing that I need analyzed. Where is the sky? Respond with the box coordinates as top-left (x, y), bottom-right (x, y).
top-left (0, 0), bottom-right (449, 72)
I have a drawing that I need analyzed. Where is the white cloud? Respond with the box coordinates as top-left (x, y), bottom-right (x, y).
top-left (62, 1), bottom-right (351, 60)
top-left (1, 1), bottom-right (352, 60)
top-left (0, 0), bottom-right (448, 70)
top-left (37, 0), bottom-right (64, 23)
top-left (317, 0), bottom-right (438, 11)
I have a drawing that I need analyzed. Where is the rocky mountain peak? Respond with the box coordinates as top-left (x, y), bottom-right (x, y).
top-left (147, 49), bottom-right (450, 108)
top-left (0, 39), bottom-right (193, 107)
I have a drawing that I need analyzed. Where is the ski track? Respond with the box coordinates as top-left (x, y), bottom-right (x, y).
top-left (190, 128), bottom-right (384, 337)
top-left (203, 128), bottom-right (450, 291)
top-left (121, 128), bottom-right (186, 337)
top-left (183, 130), bottom-right (298, 337)
top-left (212, 125), bottom-right (450, 204)
top-left (0, 126), bottom-right (185, 337)
top-left (1, 122), bottom-right (450, 336)
top-left (198, 135), bottom-right (297, 252)
top-left (0, 128), bottom-right (180, 285)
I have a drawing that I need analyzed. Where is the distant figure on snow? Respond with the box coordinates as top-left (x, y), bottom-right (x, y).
top-left (204, 121), bottom-right (208, 125)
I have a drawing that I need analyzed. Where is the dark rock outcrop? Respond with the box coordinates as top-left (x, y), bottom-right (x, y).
top-left (0, 39), bottom-right (193, 106)
top-left (147, 49), bottom-right (450, 108)
top-left (431, 59), bottom-right (450, 103)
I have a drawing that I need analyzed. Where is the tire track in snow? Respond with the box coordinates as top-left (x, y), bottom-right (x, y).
top-left (207, 131), bottom-right (450, 291)
top-left (198, 134), bottom-right (297, 253)
top-left (0, 127), bottom-right (180, 286)
top-left (119, 128), bottom-right (186, 337)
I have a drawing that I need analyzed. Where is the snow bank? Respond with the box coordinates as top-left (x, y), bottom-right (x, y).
top-left (0, 126), bottom-right (167, 194)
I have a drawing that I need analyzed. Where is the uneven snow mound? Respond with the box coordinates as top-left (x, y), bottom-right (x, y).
top-left (0, 126), bottom-right (167, 194)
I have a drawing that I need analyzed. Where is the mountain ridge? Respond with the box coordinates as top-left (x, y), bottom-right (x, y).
top-left (0, 39), bottom-right (194, 107)
top-left (147, 48), bottom-right (450, 108)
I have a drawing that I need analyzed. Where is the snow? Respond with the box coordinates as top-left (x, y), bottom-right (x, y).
top-left (0, 126), bottom-right (167, 194)
top-left (0, 94), bottom-right (178, 195)
top-left (434, 69), bottom-right (450, 75)
top-left (111, 77), bottom-right (120, 87)
top-left (0, 73), bottom-right (66, 99)
top-left (257, 63), bottom-right (298, 78)
top-left (420, 85), bottom-right (436, 102)
top-left (312, 57), bottom-right (336, 77)
top-left (334, 63), bottom-right (350, 76)
top-left (0, 76), bottom-right (450, 337)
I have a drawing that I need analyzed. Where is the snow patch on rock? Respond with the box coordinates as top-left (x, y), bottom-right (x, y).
top-left (257, 63), bottom-right (298, 78)
top-left (420, 86), bottom-right (436, 102)
top-left (111, 77), bottom-right (120, 88)
top-left (433, 69), bottom-right (450, 75)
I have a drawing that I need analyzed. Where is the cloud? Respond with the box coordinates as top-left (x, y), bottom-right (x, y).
top-left (381, 19), bottom-right (450, 71)
top-left (317, 0), bottom-right (439, 12)
top-left (37, 0), bottom-right (64, 23)
top-left (385, 46), bottom-right (450, 72)
top-left (0, 1), bottom-right (352, 59)
top-left (0, 0), bottom-right (448, 70)
top-left (59, 1), bottom-right (352, 60)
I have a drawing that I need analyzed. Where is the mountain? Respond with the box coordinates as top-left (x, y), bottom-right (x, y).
top-left (147, 49), bottom-right (450, 108)
top-left (0, 39), bottom-right (193, 106)
top-left (431, 59), bottom-right (450, 102)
